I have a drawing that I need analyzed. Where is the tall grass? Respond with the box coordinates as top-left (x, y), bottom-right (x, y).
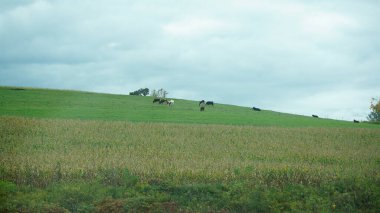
top-left (1, 116), bottom-right (379, 187)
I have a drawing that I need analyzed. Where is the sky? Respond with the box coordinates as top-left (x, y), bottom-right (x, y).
top-left (1, 0), bottom-right (379, 121)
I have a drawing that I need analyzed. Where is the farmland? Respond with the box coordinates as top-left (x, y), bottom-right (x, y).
top-left (0, 86), bottom-right (375, 127)
top-left (1, 86), bottom-right (380, 212)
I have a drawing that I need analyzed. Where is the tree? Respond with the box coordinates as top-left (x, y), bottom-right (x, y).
top-left (129, 88), bottom-right (149, 96)
top-left (151, 89), bottom-right (158, 97)
top-left (151, 88), bottom-right (168, 98)
top-left (141, 88), bottom-right (149, 96)
top-left (367, 98), bottom-right (380, 122)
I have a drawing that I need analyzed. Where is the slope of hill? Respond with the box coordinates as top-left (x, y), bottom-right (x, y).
top-left (0, 86), bottom-right (375, 128)
top-left (1, 86), bottom-right (380, 212)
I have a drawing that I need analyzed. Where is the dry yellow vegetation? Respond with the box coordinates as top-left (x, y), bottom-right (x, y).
top-left (1, 116), bottom-right (379, 187)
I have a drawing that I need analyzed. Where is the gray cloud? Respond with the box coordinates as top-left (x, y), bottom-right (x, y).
top-left (1, 0), bottom-right (379, 121)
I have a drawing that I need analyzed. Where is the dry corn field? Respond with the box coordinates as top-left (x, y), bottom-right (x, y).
top-left (1, 116), bottom-right (379, 187)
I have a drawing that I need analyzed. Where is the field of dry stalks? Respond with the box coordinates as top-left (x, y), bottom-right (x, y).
top-left (1, 116), bottom-right (379, 187)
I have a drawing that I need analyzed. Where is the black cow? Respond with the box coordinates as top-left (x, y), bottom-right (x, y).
top-left (153, 98), bottom-right (160, 103)
top-left (354, 120), bottom-right (360, 123)
top-left (206, 101), bottom-right (214, 106)
top-left (312, 115), bottom-right (319, 118)
top-left (252, 107), bottom-right (261, 111)
top-left (159, 99), bottom-right (169, 104)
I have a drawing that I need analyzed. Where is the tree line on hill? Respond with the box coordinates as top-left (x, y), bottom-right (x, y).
top-left (129, 88), bottom-right (168, 98)
top-left (129, 88), bottom-right (150, 96)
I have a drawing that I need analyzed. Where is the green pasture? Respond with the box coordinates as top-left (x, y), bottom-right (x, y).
top-left (0, 86), bottom-right (375, 128)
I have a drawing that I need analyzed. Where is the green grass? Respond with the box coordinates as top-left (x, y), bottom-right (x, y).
top-left (1, 86), bottom-right (379, 212)
top-left (0, 86), bottom-right (376, 127)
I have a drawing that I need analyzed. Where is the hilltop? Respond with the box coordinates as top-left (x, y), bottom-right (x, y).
top-left (0, 86), bottom-right (376, 128)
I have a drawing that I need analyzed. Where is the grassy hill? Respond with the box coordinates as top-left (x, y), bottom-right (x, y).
top-left (0, 86), bottom-right (375, 128)
top-left (1, 86), bottom-right (379, 212)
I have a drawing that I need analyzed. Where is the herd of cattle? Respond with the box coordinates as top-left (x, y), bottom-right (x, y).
top-left (152, 98), bottom-right (360, 123)
top-left (153, 98), bottom-right (175, 106)
top-left (199, 100), bottom-right (214, 106)
top-left (152, 98), bottom-right (214, 107)
top-left (153, 98), bottom-right (261, 112)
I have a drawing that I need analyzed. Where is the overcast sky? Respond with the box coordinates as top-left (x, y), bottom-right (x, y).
top-left (1, 0), bottom-right (379, 121)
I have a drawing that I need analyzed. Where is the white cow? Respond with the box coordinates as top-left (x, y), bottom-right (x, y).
top-left (168, 100), bottom-right (174, 106)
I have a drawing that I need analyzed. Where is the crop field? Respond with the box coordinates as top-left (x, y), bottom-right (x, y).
top-left (1, 116), bottom-right (379, 184)
top-left (1, 87), bottom-right (380, 212)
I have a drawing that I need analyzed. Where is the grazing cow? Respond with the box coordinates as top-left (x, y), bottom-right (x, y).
top-left (153, 98), bottom-right (160, 103)
top-left (168, 100), bottom-right (174, 106)
top-left (199, 100), bottom-right (205, 106)
top-left (159, 99), bottom-right (169, 104)
top-left (354, 120), bottom-right (360, 123)
top-left (206, 101), bottom-right (214, 106)
top-left (312, 115), bottom-right (319, 118)
top-left (252, 107), bottom-right (261, 111)
top-left (200, 101), bottom-right (206, 111)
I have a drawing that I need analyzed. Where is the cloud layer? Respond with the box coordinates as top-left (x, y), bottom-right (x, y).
top-left (1, 0), bottom-right (379, 120)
